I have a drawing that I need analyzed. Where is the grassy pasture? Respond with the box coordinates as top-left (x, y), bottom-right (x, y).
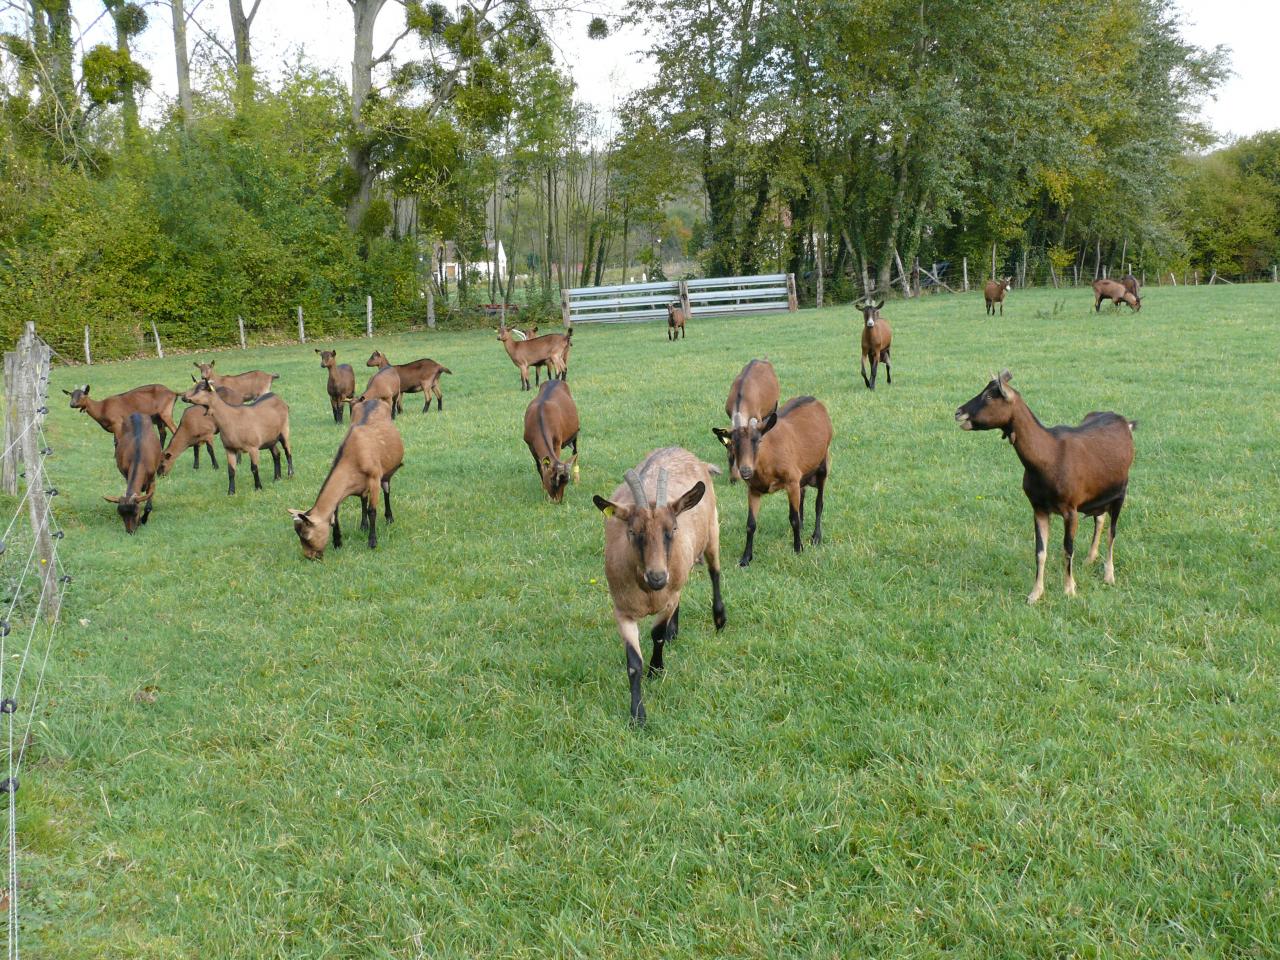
top-left (14, 284), bottom-right (1280, 957)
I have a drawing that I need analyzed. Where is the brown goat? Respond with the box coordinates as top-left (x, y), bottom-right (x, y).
top-left (712, 358), bottom-right (780, 483)
top-left (730, 397), bottom-right (833, 566)
top-left (64, 384), bottom-right (178, 444)
top-left (984, 277), bottom-right (1013, 316)
top-left (183, 379), bottom-right (293, 495)
top-left (317, 350), bottom-right (355, 424)
top-left (1121, 274), bottom-right (1142, 302)
top-left (857, 299), bottom-right (893, 389)
top-left (156, 385), bottom-right (242, 476)
top-left (192, 362), bottom-right (280, 402)
top-left (1093, 279), bottom-right (1140, 312)
top-left (592, 447), bottom-right (725, 724)
top-left (351, 365), bottom-right (401, 419)
top-left (289, 399), bottom-right (404, 559)
top-left (366, 350), bottom-right (452, 414)
top-left (105, 413), bottom-right (161, 534)
top-left (955, 370), bottom-right (1137, 602)
top-left (523, 380), bottom-right (580, 502)
top-left (498, 323), bottom-right (571, 390)
top-left (667, 302), bottom-right (687, 340)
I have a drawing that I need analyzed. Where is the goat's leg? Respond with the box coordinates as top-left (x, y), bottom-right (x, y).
top-left (648, 599), bottom-right (679, 677)
top-left (702, 509), bottom-right (726, 629)
top-left (359, 495), bottom-right (369, 530)
top-left (534, 363), bottom-right (541, 385)
top-left (1085, 515), bottom-right (1106, 564)
top-left (205, 442), bottom-right (218, 469)
top-left (225, 450), bottom-right (238, 495)
top-left (1062, 509), bottom-right (1079, 597)
top-left (1105, 498), bottom-right (1124, 585)
top-left (882, 348), bottom-right (892, 385)
top-left (269, 443), bottom-right (282, 481)
top-left (247, 448), bottom-right (263, 490)
top-left (1028, 510), bottom-right (1049, 604)
top-left (381, 476), bottom-right (393, 523)
top-left (811, 459), bottom-right (828, 546)
top-left (616, 614), bottom-right (646, 725)
top-left (333, 503), bottom-right (343, 549)
top-left (365, 481), bottom-right (381, 549)
top-left (435, 383), bottom-right (443, 411)
top-left (192, 443), bottom-right (200, 470)
top-left (281, 431), bottom-right (294, 477)
top-left (860, 352), bottom-right (871, 389)
top-left (739, 490), bottom-right (762, 567)
top-left (787, 481), bottom-right (804, 553)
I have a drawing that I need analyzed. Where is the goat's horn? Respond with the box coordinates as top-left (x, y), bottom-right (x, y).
top-left (624, 469), bottom-right (648, 507)
top-left (655, 468), bottom-right (668, 506)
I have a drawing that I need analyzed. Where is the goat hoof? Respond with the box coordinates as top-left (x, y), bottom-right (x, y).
top-left (647, 664), bottom-right (663, 679)
top-left (738, 556), bottom-right (751, 568)
top-left (810, 534), bottom-right (822, 546)
top-left (713, 607), bottom-right (726, 631)
top-left (630, 705), bottom-right (647, 726)
top-left (1026, 590), bottom-right (1043, 605)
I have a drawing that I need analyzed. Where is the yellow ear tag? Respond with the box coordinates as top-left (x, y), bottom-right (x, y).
top-left (602, 505), bottom-right (615, 518)
top-left (572, 463), bottom-right (580, 482)
top-left (542, 457), bottom-right (551, 467)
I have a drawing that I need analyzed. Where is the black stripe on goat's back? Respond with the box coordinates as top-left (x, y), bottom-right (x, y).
top-left (779, 396), bottom-right (817, 418)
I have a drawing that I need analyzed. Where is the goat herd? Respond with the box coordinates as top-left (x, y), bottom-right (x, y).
top-left (64, 293), bottom-right (1138, 722)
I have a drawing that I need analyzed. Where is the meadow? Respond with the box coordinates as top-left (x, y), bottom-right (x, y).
top-left (15, 283), bottom-right (1280, 958)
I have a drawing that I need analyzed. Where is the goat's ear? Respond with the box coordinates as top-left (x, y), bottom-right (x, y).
top-left (874, 300), bottom-right (884, 310)
top-left (997, 370), bottom-right (1012, 398)
top-left (712, 427), bottom-right (731, 445)
top-left (61, 389), bottom-right (71, 396)
top-left (593, 495), bottom-right (626, 519)
top-left (191, 374), bottom-right (197, 382)
top-left (103, 495), bottom-right (121, 504)
top-left (82, 385), bottom-right (90, 394)
top-left (314, 348), bottom-right (321, 354)
top-left (193, 362), bottom-right (200, 368)
top-left (670, 481), bottom-right (705, 516)
top-left (759, 411), bottom-right (778, 434)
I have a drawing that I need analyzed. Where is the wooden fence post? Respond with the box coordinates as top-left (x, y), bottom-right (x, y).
top-left (786, 273), bottom-right (798, 311)
top-left (366, 295), bottom-right (373, 338)
top-left (1272, 264), bottom-right (1277, 283)
top-left (238, 316), bottom-right (246, 350)
top-left (991, 243), bottom-right (996, 280)
top-left (2, 350), bottom-right (19, 495)
top-left (561, 289), bottom-right (572, 328)
top-left (297, 305), bottom-right (306, 343)
top-left (678, 280), bottom-right (692, 318)
top-left (16, 324), bottom-right (57, 618)
top-left (83, 325), bottom-right (91, 366)
top-left (894, 249), bottom-right (913, 298)
top-left (150, 320), bottom-right (164, 359)
top-left (962, 257), bottom-right (968, 291)
top-left (426, 287), bottom-right (435, 329)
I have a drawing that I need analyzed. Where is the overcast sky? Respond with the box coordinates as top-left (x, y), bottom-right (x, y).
top-left (56, 0), bottom-right (1280, 142)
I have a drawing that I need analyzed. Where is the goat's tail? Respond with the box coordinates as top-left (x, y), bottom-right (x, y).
top-left (271, 373), bottom-right (282, 381)
top-left (1127, 419), bottom-right (1138, 432)
top-left (441, 367), bottom-right (453, 376)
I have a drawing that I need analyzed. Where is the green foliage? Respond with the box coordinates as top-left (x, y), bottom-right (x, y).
top-left (81, 43), bottom-right (150, 108)
top-left (1176, 132), bottom-right (1280, 276)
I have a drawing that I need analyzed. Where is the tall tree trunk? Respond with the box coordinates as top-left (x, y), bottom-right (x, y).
top-left (169, 0), bottom-right (193, 126)
top-left (877, 143), bottom-right (910, 294)
top-left (228, 0), bottom-right (260, 111)
top-left (108, 3), bottom-right (140, 138)
top-left (345, 0), bottom-right (385, 234)
top-left (739, 170), bottom-right (771, 274)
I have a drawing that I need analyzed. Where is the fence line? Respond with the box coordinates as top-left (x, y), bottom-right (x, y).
top-left (1, 323), bottom-right (71, 958)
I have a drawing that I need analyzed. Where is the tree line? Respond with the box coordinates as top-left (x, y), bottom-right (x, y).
top-left (0, 0), bottom-right (1272, 360)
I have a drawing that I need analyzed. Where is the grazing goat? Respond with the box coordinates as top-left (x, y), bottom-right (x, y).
top-left (351, 365), bottom-right (401, 419)
top-left (730, 397), bottom-right (833, 566)
top-left (593, 447), bottom-right (725, 724)
top-left (498, 323), bottom-right (571, 390)
top-left (955, 370), bottom-right (1136, 603)
top-left (64, 384), bottom-right (178, 444)
top-left (184, 379), bottom-right (293, 495)
top-left (289, 399), bottom-right (404, 559)
top-left (712, 358), bottom-right (780, 483)
top-left (192, 362), bottom-right (279, 402)
top-left (1093, 278), bottom-right (1140, 312)
top-left (857, 299), bottom-right (892, 389)
top-left (523, 380), bottom-right (580, 502)
top-left (156, 385), bottom-right (242, 476)
top-left (366, 350), bottom-right (452, 414)
top-left (985, 277), bottom-right (1013, 316)
top-left (105, 413), bottom-right (161, 534)
top-left (1121, 274), bottom-right (1141, 302)
top-left (317, 350), bottom-right (355, 424)
top-left (667, 302), bottom-right (687, 340)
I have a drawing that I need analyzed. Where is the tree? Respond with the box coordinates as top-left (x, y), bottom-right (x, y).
top-left (169, 0), bottom-right (194, 126)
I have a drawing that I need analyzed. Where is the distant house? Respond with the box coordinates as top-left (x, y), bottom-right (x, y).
top-left (436, 239), bottom-right (507, 284)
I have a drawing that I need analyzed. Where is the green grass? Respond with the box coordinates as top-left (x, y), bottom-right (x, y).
top-left (14, 284), bottom-right (1280, 957)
